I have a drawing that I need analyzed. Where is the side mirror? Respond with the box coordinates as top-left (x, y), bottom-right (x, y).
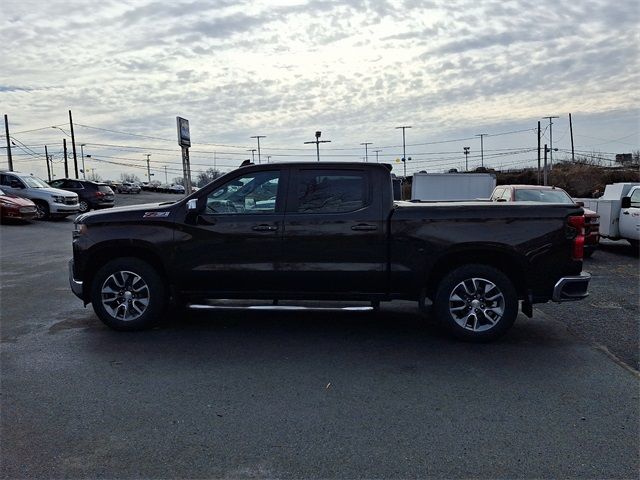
top-left (621, 196), bottom-right (631, 209)
top-left (575, 201), bottom-right (584, 207)
top-left (185, 198), bottom-right (199, 225)
top-left (496, 198), bottom-right (506, 202)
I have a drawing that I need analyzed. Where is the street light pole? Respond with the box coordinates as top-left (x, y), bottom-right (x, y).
top-left (250, 135), bottom-right (266, 164)
top-left (80, 144), bottom-right (86, 179)
top-left (247, 149), bottom-right (256, 163)
top-left (463, 146), bottom-right (470, 172)
top-left (395, 126), bottom-right (411, 177)
top-left (373, 149), bottom-right (382, 163)
top-left (543, 116), bottom-right (559, 169)
top-left (304, 131), bottom-right (331, 162)
top-left (360, 142), bottom-right (372, 162)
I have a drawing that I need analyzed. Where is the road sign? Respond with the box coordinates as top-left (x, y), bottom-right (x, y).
top-left (176, 116), bottom-right (191, 147)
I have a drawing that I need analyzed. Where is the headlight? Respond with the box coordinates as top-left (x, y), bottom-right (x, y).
top-left (52, 195), bottom-right (65, 204)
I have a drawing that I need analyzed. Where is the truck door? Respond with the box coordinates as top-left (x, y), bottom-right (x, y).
top-left (173, 167), bottom-right (287, 293)
top-left (619, 187), bottom-right (640, 243)
top-left (280, 167), bottom-right (387, 294)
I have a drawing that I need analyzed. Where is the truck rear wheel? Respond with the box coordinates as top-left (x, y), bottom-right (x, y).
top-left (434, 264), bottom-right (518, 342)
top-left (90, 257), bottom-right (166, 331)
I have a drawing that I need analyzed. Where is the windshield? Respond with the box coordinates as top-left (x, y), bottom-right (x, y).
top-left (514, 189), bottom-right (573, 203)
top-left (19, 175), bottom-right (50, 189)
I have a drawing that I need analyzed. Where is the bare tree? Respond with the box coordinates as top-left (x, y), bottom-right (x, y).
top-left (120, 172), bottom-right (141, 183)
top-left (87, 171), bottom-right (102, 182)
top-left (195, 168), bottom-right (223, 187)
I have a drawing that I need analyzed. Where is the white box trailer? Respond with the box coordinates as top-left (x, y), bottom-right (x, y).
top-left (411, 173), bottom-right (496, 201)
top-left (576, 182), bottom-right (640, 239)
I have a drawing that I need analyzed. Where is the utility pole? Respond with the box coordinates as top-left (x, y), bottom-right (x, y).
top-left (304, 130), bottom-right (331, 162)
top-left (247, 149), bottom-right (256, 163)
top-left (145, 154), bottom-right (151, 182)
top-left (395, 126), bottom-right (411, 177)
top-left (360, 142), bottom-right (372, 162)
top-left (543, 144), bottom-right (548, 186)
top-left (463, 146), bottom-right (470, 172)
top-left (4, 114), bottom-right (13, 171)
top-left (373, 149), bottom-right (382, 163)
top-left (267, 155), bottom-right (271, 163)
top-left (164, 165), bottom-right (168, 184)
top-left (250, 135), bottom-right (265, 164)
top-left (44, 145), bottom-right (51, 181)
top-left (80, 144), bottom-right (86, 179)
top-left (69, 110), bottom-right (79, 179)
top-left (63, 138), bottom-right (69, 178)
top-left (537, 121), bottom-right (541, 185)
top-left (542, 116), bottom-right (558, 169)
top-left (476, 134), bottom-right (487, 168)
top-left (569, 113), bottom-right (575, 162)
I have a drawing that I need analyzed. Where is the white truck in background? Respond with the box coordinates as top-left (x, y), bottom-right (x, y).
top-left (411, 173), bottom-right (496, 201)
top-left (578, 183), bottom-right (640, 248)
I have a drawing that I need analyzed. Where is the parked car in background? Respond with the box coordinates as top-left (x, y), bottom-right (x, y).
top-left (49, 179), bottom-right (115, 213)
top-left (0, 171), bottom-right (78, 219)
top-left (490, 184), bottom-right (600, 257)
top-left (169, 184), bottom-right (185, 194)
top-left (122, 182), bottom-right (141, 194)
top-left (578, 183), bottom-right (640, 249)
top-left (0, 188), bottom-right (37, 222)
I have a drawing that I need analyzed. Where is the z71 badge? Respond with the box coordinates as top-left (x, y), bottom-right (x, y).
top-left (143, 211), bottom-right (170, 218)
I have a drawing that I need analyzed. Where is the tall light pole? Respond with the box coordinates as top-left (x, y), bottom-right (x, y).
top-left (247, 149), bottom-right (256, 163)
top-left (373, 149), bottom-right (382, 163)
top-left (475, 134), bottom-right (487, 168)
top-left (250, 135), bottom-right (265, 164)
top-left (360, 142), bottom-right (372, 162)
top-left (304, 130), bottom-right (331, 162)
top-left (543, 116), bottom-right (559, 169)
top-left (463, 146), bottom-right (470, 172)
top-left (80, 144), bottom-right (86, 179)
top-left (145, 154), bottom-right (151, 183)
top-left (396, 126), bottom-right (411, 177)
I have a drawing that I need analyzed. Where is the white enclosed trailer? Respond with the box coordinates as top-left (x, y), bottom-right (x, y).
top-left (411, 173), bottom-right (496, 201)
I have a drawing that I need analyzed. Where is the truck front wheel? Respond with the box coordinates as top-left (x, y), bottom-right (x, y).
top-left (434, 264), bottom-right (518, 342)
top-left (90, 258), bottom-right (166, 331)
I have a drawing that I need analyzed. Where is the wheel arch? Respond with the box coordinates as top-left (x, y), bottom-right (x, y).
top-left (425, 245), bottom-right (528, 299)
top-left (81, 241), bottom-right (169, 302)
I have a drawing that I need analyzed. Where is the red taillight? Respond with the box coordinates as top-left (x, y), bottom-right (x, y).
top-left (568, 215), bottom-right (585, 260)
top-left (95, 191), bottom-right (105, 198)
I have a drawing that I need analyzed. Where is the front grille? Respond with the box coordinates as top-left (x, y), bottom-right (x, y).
top-left (65, 197), bottom-right (77, 205)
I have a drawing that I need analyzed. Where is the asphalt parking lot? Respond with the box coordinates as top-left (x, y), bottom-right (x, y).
top-left (1, 191), bottom-right (639, 479)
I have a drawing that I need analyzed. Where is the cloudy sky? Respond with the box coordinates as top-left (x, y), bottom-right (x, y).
top-left (1, 0), bottom-right (638, 181)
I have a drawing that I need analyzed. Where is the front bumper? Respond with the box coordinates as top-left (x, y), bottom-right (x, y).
top-left (68, 260), bottom-right (83, 299)
top-left (51, 204), bottom-right (79, 214)
top-left (552, 272), bottom-right (591, 302)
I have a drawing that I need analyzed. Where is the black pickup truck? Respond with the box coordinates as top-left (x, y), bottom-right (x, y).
top-left (70, 162), bottom-right (590, 340)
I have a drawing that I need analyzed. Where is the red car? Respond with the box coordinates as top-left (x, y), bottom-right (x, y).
top-left (0, 188), bottom-right (38, 222)
top-left (490, 185), bottom-right (600, 257)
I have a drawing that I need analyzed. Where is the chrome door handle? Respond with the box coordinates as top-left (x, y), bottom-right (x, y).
top-left (351, 224), bottom-right (377, 231)
top-left (252, 224), bottom-right (278, 231)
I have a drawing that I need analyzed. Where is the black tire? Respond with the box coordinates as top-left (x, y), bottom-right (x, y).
top-left (433, 264), bottom-right (518, 342)
top-left (78, 200), bottom-right (90, 213)
top-left (34, 201), bottom-right (50, 220)
top-left (90, 257), bottom-right (166, 331)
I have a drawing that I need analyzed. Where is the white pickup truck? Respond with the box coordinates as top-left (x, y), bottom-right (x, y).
top-left (578, 183), bottom-right (640, 249)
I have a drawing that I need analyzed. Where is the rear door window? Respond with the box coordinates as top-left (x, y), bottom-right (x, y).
top-left (295, 170), bottom-right (368, 214)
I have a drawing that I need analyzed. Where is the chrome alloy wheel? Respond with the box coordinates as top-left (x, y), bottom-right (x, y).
top-left (79, 200), bottom-right (89, 213)
top-left (100, 270), bottom-right (150, 321)
top-left (448, 277), bottom-right (505, 332)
